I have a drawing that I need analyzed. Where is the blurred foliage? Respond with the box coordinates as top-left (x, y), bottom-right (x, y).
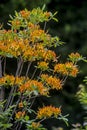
top-left (77, 83), bottom-right (87, 112)
top-left (76, 76), bottom-right (87, 117)
top-left (70, 76), bottom-right (87, 130)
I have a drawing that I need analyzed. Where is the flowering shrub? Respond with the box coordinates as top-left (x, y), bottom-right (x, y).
top-left (0, 7), bottom-right (84, 130)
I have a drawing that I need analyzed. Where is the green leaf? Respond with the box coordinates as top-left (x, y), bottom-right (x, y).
top-left (53, 11), bottom-right (58, 16)
top-left (52, 17), bottom-right (58, 22)
top-left (9, 14), bottom-right (13, 20)
top-left (3, 123), bottom-right (12, 129)
top-left (24, 116), bottom-right (29, 121)
top-left (42, 4), bottom-right (46, 11)
top-left (6, 53), bottom-right (13, 58)
top-left (15, 11), bottom-right (19, 17)
top-left (82, 59), bottom-right (87, 62)
top-left (58, 114), bottom-right (69, 127)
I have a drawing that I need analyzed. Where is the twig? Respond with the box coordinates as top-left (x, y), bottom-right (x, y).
top-left (18, 61), bottom-right (24, 76)
top-left (31, 67), bottom-right (37, 79)
top-left (24, 61), bottom-right (32, 82)
top-left (0, 56), bottom-right (2, 78)
top-left (8, 96), bottom-right (21, 123)
top-left (3, 57), bottom-right (6, 75)
top-left (38, 70), bottom-right (42, 77)
top-left (5, 57), bottom-right (23, 110)
top-left (44, 21), bottom-right (47, 31)
top-left (0, 56), bottom-right (4, 112)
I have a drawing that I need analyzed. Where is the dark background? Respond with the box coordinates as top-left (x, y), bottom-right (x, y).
top-left (0, 0), bottom-right (87, 129)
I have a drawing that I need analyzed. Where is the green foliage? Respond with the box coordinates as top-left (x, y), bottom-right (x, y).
top-left (76, 84), bottom-right (87, 111)
top-left (26, 123), bottom-right (47, 130)
top-left (75, 76), bottom-right (87, 130)
top-left (58, 114), bottom-right (69, 127)
top-left (71, 123), bottom-right (87, 130)
top-left (0, 101), bottom-right (15, 130)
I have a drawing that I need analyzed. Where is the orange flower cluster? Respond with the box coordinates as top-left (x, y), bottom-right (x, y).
top-left (47, 76), bottom-right (62, 90)
top-left (37, 61), bottom-right (49, 71)
top-left (11, 19), bottom-right (21, 30)
top-left (28, 22), bottom-right (40, 30)
top-left (0, 8), bottom-right (59, 62)
top-left (0, 30), bottom-right (57, 62)
top-left (18, 101), bottom-right (24, 108)
top-left (0, 34), bottom-right (26, 57)
top-left (45, 11), bottom-right (51, 18)
top-left (0, 75), bottom-right (24, 86)
top-left (19, 80), bottom-right (48, 96)
top-left (15, 111), bottom-right (25, 119)
top-left (29, 25), bottom-right (52, 46)
top-left (30, 29), bottom-right (45, 43)
top-left (54, 62), bottom-right (79, 77)
top-left (41, 74), bottom-right (62, 90)
top-left (0, 33), bottom-right (57, 62)
top-left (30, 8), bottom-right (51, 23)
top-left (31, 122), bottom-right (40, 129)
top-left (43, 50), bottom-right (56, 61)
top-left (23, 45), bottom-right (36, 61)
top-left (35, 44), bottom-right (57, 61)
top-left (37, 106), bottom-right (61, 119)
top-left (20, 10), bottom-right (30, 19)
top-left (68, 52), bottom-right (82, 63)
top-left (10, 8), bottom-right (51, 30)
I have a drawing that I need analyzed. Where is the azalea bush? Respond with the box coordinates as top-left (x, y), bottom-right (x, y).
top-left (0, 7), bottom-right (84, 130)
